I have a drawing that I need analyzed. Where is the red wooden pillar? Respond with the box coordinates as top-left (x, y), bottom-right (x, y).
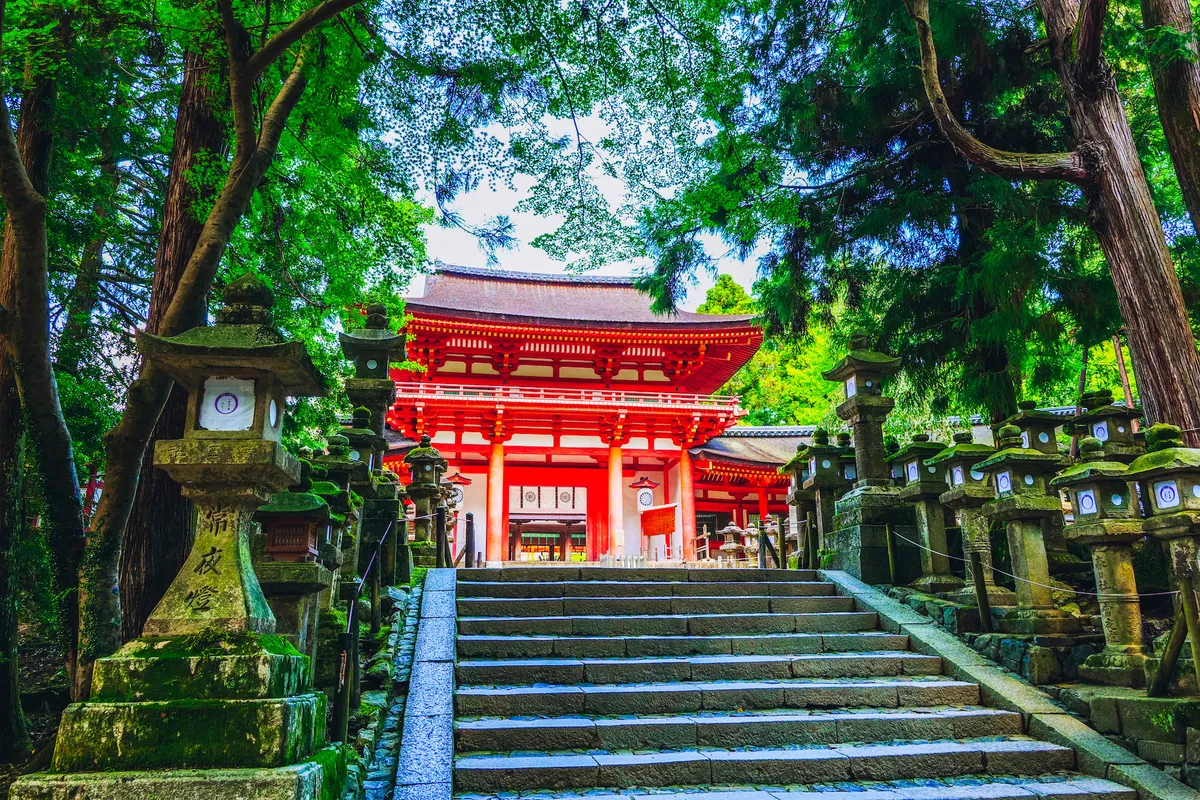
top-left (486, 439), bottom-right (505, 563)
top-left (680, 448), bottom-right (697, 562)
top-left (608, 444), bottom-right (624, 557)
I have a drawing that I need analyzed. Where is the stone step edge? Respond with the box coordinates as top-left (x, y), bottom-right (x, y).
top-left (458, 611), bottom-right (868, 622)
top-left (455, 705), bottom-right (1018, 728)
top-left (452, 738), bottom-right (1076, 792)
top-left (456, 676), bottom-right (977, 693)
top-left (457, 651), bottom-right (930, 666)
top-left (447, 774), bottom-right (1136, 800)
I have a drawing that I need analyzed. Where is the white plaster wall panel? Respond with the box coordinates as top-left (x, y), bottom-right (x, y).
top-left (438, 360), bottom-right (466, 374)
top-left (511, 364), bottom-right (554, 377)
top-left (559, 367), bottom-right (601, 380)
top-left (432, 431), bottom-right (457, 445)
top-left (561, 435), bottom-right (606, 448)
top-left (510, 433), bottom-right (555, 448)
top-left (460, 431), bottom-right (488, 446)
top-left (654, 438), bottom-right (677, 451)
top-left (626, 437), bottom-right (650, 450)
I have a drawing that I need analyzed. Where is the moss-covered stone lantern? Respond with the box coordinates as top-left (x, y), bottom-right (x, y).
top-left (891, 434), bottom-right (964, 593)
top-left (802, 429), bottom-right (849, 562)
top-left (339, 302), bottom-right (405, 436)
top-left (315, 434), bottom-right (367, 597)
top-left (404, 434), bottom-right (447, 543)
top-left (11, 275), bottom-right (348, 799)
top-left (836, 431), bottom-right (858, 482)
top-left (821, 335), bottom-right (919, 583)
top-left (976, 424), bottom-right (1081, 634)
top-left (255, 459), bottom-right (330, 562)
top-left (1001, 400), bottom-right (1084, 574)
top-left (138, 274), bottom-right (327, 636)
top-left (1051, 437), bottom-right (1147, 686)
top-left (782, 444), bottom-right (816, 562)
top-left (1072, 389), bottom-right (1144, 465)
top-left (343, 406), bottom-right (387, 473)
top-left (926, 431), bottom-right (1014, 606)
top-left (1126, 424), bottom-right (1200, 679)
top-left (252, 458), bottom-right (334, 683)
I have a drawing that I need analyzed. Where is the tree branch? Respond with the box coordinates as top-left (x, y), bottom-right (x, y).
top-left (1075, 0), bottom-right (1108, 73)
top-left (218, 0), bottom-right (256, 171)
top-left (904, 0), bottom-right (1089, 184)
top-left (246, 0), bottom-right (361, 80)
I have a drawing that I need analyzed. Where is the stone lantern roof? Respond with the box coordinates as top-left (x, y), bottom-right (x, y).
top-left (338, 302), bottom-right (406, 358)
top-left (821, 334), bottom-right (902, 385)
top-left (138, 274), bottom-right (326, 396)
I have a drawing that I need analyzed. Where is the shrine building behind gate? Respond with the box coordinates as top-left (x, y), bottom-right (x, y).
top-left (384, 265), bottom-right (799, 562)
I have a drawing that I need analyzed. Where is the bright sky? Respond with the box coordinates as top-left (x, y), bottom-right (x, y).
top-left (414, 117), bottom-right (761, 311)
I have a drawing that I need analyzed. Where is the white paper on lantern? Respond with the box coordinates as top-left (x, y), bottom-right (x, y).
top-left (199, 378), bottom-right (256, 431)
top-left (1092, 421), bottom-right (1109, 442)
top-left (1155, 480), bottom-right (1182, 509)
top-left (1077, 488), bottom-right (1097, 514)
top-left (1020, 431), bottom-right (1030, 449)
top-left (997, 472), bottom-right (1012, 493)
top-left (952, 466), bottom-right (964, 485)
top-left (845, 376), bottom-right (856, 398)
top-left (906, 462), bottom-right (919, 482)
top-left (844, 465), bottom-right (857, 480)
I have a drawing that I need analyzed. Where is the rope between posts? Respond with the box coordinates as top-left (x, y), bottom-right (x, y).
top-left (346, 518), bottom-right (394, 634)
top-left (882, 526), bottom-right (1180, 600)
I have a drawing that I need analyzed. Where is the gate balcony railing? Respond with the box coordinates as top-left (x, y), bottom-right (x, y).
top-left (393, 382), bottom-right (744, 415)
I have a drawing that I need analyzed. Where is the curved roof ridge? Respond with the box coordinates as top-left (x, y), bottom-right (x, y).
top-left (432, 262), bottom-right (639, 286)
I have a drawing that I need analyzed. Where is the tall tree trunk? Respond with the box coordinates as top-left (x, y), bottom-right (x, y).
top-left (1039, 0), bottom-right (1200, 444)
top-left (0, 375), bottom-right (28, 763)
top-left (118, 47), bottom-right (224, 640)
top-left (1142, 0), bottom-right (1200, 237)
top-left (0, 61), bottom-right (85, 696)
top-left (907, 0), bottom-right (1200, 445)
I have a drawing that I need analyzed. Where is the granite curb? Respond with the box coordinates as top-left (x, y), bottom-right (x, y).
top-left (393, 568), bottom-right (456, 800)
top-left (820, 569), bottom-right (1200, 800)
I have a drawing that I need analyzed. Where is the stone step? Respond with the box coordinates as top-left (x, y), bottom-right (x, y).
top-left (456, 567), bottom-right (821, 583)
top-left (456, 631), bottom-right (910, 659)
top-left (456, 595), bottom-right (855, 617)
top-left (451, 775), bottom-right (1136, 800)
top-left (457, 610), bottom-right (879, 637)
top-left (454, 706), bottom-right (1023, 752)
top-left (455, 651), bottom-right (942, 686)
top-left (456, 580), bottom-right (836, 599)
top-left (455, 676), bottom-right (980, 716)
top-left (452, 737), bottom-right (1075, 793)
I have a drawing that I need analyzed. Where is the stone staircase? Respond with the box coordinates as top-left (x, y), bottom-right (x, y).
top-left (450, 567), bottom-right (1135, 799)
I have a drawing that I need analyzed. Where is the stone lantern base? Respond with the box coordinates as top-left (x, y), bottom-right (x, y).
top-left (255, 561), bottom-right (333, 682)
top-left (11, 635), bottom-right (342, 800)
top-left (9, 752), bottom-right (347, 800)
top-left (1078, 645), bottom-right (1149, 688)
top-left (829, 483), bottom-right (921, 584)
top-left (997, 606), bottom-right (1083, 635)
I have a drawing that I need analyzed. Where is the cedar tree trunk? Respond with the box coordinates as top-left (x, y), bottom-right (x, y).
top-left (1142, 0), bottom-right (1200, 237)
top-left (907, 0), bottom-right (1200, 444)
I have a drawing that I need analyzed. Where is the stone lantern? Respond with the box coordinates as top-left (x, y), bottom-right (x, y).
top-left (891, 434), bottom-right (964, 593)
top-left (976, 424), bottom-right (1081, 634)
top-left (253, 457), bottom-right (334, 682)
top-left (404, 434), bottom-right (447, 543)
top-left (782, 444), bottom-right (816, 563)
top-left (802, 429), bottom-right (849, 561)
top-left (255, 458), bottom-right (330, 562)
top-left (1126, 424), bottom-right (1200, 681)
top-left (926, 431), bottom-right (1015, 606)
top-left (138, 274), bottom-right (327, 636)
top-left (14, 275), bottom-right (346, 798)
top-left (1001, 400), bottom-right (1084, 574)
top-left (339, 302), bottom-right (405, 437)
top-left (344, 406), bottom-right (387, 473)
top-left (315, 434), bottom-right (367, 597)
top-left (1051, 437), bottom-right (1147, 686)
top-left (1072, 389), bottom-right (1144, 464)
top-left (821, 335), bottom-right (919, 583)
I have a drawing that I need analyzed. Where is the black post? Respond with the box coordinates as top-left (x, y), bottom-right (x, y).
top-left (381, 522), bottom-right (396, 587)
top-left (884, 523), bottom-right (897, 585)
top-left (465, 512), bottom-right (476, 568)
top-left (349, 600), bottom-right (362, 711)
top-left (805, 512), bottom-right (818, 570)
top-left (333, 631), bottom-right (353, 742)
top-left (1149, 609), bottom-right (1187, 697)
top-left (435, 504), bottom-right (448, 568)
top-left (370, 546), bottom-right (382, 636)
top-left (970, 551), bottom-right (992, 634)
top-left (758, 518), bottom-right (767, 569)
top-left (396, 518), bottom-right (412, 584)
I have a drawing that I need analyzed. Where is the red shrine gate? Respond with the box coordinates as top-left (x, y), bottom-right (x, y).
top-left (384, 265), bottom-right (792, 563)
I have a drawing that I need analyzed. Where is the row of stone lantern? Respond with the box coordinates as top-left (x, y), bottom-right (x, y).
top-left (782, 334), bottom-right (1200, 693)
